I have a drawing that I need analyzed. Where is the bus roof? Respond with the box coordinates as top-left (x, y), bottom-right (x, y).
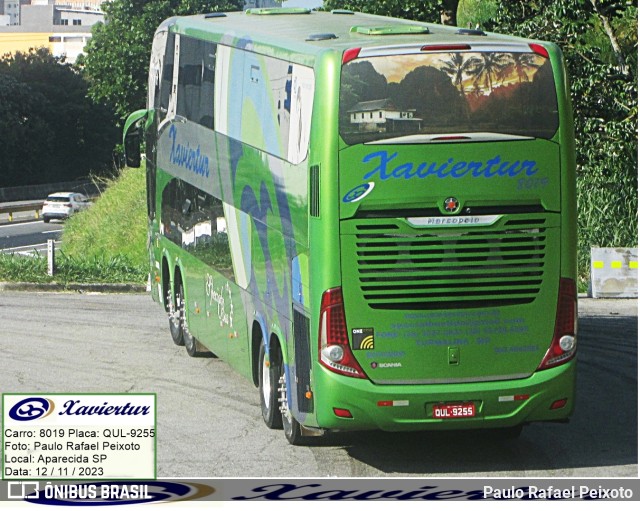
top-left (169, 9), bottom-right (538, 59)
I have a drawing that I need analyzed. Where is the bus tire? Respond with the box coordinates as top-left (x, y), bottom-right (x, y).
top-left (169, 283), bottom-right (185, 346)
top-left (279, 363), bottom-right (305, 445)
top-left (184, 329), bottom-right (206, 357)
top-left (259, 343), bottom-right (283, 429)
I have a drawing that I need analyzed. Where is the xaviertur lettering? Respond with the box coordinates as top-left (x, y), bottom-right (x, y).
top-left (59, 400), bottom-right (150, 416)
top-left (362, 150), bottom-right (539, 181)
top-left (169, 124), bottom-right (210, 177)
top-left (233, 483), bottom-right (486, 501)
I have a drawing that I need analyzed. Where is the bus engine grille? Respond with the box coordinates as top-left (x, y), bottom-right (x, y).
top-left (352, 219), bottom-right (548, 310)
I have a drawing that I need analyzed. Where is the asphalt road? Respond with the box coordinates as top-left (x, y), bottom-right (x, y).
top-left (0, 220), bottom-right (63, 255)
top-left (0, 291), bottom-right (636, 478)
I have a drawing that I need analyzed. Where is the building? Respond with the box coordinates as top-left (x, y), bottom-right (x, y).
top-left (0, 1), bottom-right (104, 62)
top-left (0, 1), bottom-right (281, 63)
top-left (348, 98), bottom-right (422, 133)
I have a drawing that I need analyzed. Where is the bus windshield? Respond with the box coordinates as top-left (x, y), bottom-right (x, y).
top-left (339, 48), bottom-right (559, 145)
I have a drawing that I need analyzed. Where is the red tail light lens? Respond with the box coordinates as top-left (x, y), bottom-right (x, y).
top-left (342, 47), bottom-right (361, 65)
top-left (421, 44), bottom-right (471, 52)
top-left (318, 287), bottom-right (366, 378)
top-left (529, 43), bottom-right (549, 59)
top-left (538, 278), bottom-right (577, 370)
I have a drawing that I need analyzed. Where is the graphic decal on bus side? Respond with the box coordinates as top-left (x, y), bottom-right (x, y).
top-left (206, 276), bottom-right (235, 330)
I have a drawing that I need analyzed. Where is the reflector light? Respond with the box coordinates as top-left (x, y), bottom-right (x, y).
top-left (342, 47), bottom-right (361, 64)
top-left (377, 400), bottom-right (410, 407)
top-left (499, 394), bottom-right (530, 402)
top-left (333, 407), bottom-right (353, 418)
top-left (421, 44), bottom-right (471, 52)
top-left (529, 43), bottom-right (549, 59)
top-left (550, 398), bottom-right (568, 410)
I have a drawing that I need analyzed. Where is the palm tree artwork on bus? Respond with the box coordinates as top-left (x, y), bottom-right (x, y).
top-left (340, 49), bottom-right (557, 143)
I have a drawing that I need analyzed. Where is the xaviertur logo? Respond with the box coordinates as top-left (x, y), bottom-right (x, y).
top-left (168, 124), bottom-right (210, 178)
top-left (9, 397), bottom-right (55, 422)
top-left (361, 150), bottom-right (540, 181)
top-left (58, 400), bottom-right (150, 416)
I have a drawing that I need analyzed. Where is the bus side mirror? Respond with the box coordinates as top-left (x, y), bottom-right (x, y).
top-left (122, 109), bottom-right (150, 169)
top-left (124, 129), bottom-right (141, 168)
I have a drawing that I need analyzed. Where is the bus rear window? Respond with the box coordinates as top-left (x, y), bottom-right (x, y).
top-left (339, 50), bottom-right (559, 145)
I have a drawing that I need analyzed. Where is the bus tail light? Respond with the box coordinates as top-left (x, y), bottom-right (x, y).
top-left (318, 287), bottom-right (367, 379)
top-left (537, 278), bottom-right (577, 370)
top-left (342, 47), bottom-right (361, 64)
top-left (420, 44), bottom-right (471, 52)
top-left (529, 43), bottom-right (549, 59)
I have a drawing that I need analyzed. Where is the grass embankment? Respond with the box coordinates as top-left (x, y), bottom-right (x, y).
top-left (0, 166), bottom-right (147, 284)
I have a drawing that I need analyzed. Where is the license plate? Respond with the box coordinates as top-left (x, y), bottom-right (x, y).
top-left (433, 403), bottom-right (476, 419)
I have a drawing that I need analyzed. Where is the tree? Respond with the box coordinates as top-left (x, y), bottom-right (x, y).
top-left (82, 0), bottom-right (244, 123)
top-left (322, 0), bottom-right (459, 25)
top-left (440, 52), bottom-right (480, 94)
top-left (487, 0), bottom-right (637, 286)
top-left (469, 52), bottom-right (508, 93)
top-left (0, 49), bottom-right (118, 187)
top-left (0, 73), bottom-right (50, 185)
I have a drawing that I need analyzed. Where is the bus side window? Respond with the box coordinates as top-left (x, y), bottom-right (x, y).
top-left (148, 30), bottom-right (167, 111)
top-left (159, 31), bottom-right (175, 120)
top-left (177, 36), bottom-right (216, 129)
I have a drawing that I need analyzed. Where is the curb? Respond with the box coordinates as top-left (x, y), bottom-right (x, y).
top-left (0, 282), bottom-right (147, 293)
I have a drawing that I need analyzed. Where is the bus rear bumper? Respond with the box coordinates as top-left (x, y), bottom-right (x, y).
top-left (310, 361), bottom-right (576, 432)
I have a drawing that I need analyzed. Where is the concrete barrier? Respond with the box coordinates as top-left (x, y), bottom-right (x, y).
top-left (590, 247), bottom-right (638, 298)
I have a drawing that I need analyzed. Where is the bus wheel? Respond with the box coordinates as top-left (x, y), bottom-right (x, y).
top-left (278, 365), bottom-right (304, 445)
top-left (169, 284), bottom-right (185, 346)
top-left (184, 328), bottom-right (205, 357)
top-left (259, 344), bottom-right (283, 429)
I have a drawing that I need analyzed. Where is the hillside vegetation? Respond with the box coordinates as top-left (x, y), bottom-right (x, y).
top-left (0, 166), bottom-right (147, 285)
top-left (62, 165), bottom-right (147, 267)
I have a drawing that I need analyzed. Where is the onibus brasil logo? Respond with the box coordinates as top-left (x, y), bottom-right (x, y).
top-left (8, 397), bottom-right (55, 422)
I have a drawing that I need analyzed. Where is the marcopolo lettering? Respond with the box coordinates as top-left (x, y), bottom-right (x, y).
top-left (169, 124), bottom-right (210, 178)
top-left (362, 150), bottom-right (539, 181)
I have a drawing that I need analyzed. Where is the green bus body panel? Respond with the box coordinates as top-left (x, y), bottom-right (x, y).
top-left (339, 141), bottom-right (561, 215)
top-left (311, 360), bottom-right (576, 431)
top-left (136, 9), bottom-right (576, 435)
top-left (337, 141), bottom-right (562, 383)
top-left (340, 215), bottom-right (561, 383)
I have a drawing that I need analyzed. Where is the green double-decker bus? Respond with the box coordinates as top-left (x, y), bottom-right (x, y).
top-left (124, 7), bottom-right (577, 444)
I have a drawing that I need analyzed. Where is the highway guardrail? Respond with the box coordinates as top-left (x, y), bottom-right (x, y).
top-left (0, 201), bottom-right (44, 222)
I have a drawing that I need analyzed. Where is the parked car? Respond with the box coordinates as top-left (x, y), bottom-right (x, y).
top-left (41, 192), bottom-right (92, 223)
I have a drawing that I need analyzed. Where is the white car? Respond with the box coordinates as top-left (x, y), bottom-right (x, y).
top-left (42, 192), bottom-right (92, 223)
